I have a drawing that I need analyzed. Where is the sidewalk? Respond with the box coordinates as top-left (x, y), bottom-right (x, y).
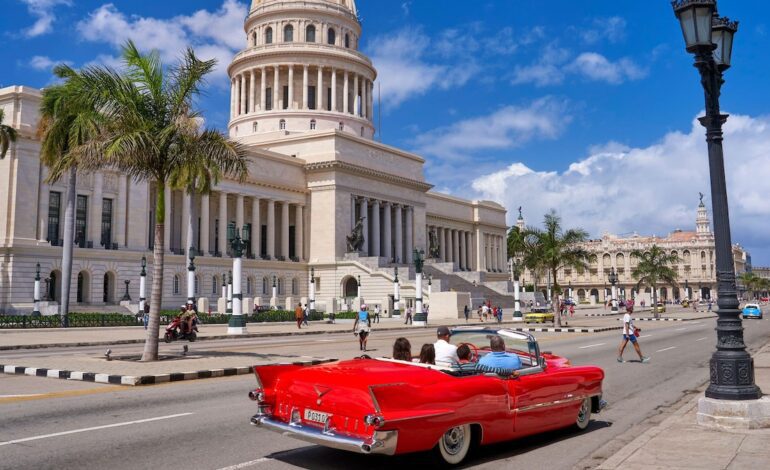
top-left (599, 342), bottom-right (770, 469)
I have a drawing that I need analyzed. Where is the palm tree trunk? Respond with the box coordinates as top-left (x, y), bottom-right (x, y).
top-left (59, 167), bottom-right (77, 327)
top-left (141, 183), bottom-right (166, 361)
top-left (652, 283), bottom-right (659, 319)
top-left (553, 268), bottom-right (561, 328)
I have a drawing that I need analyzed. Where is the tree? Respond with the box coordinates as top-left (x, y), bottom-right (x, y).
top-left (524, 210), bottom-right (592, 327)
top-left (0, 108), bottom-right (18, 159)
top-left (38, 66), bottom-right (106, 325)
top-left (631, 245), bottom-right (680, 318)
top-left (738, 272), bottom-right (763, 300)
top-left (72, 41), bottom-right (249, 361)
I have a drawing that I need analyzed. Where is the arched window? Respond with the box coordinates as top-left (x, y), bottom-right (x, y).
top-left (338, 122), bottom-right (344, 131)
top-left (212, 276), bottom-right (218, 294)
top-left (284, 24), bottom-right (294, 42)
top-left (310, 119), bottom-right (316, 130)
top-left (173, 275), bottom-right (180, 295)
top-left (345, 33), bottom-right (350, 48)
top-left (360, 126), bottom-right (364, 136)
top-left (262, 277), bottom-right (269, 295)
top-left (292, 278), bottom-right (298, 295)
top-left (247, 277), bottom-right (253, 295)
top-left (327, 28), bottom-right (336, 45)
top-left (279, 119), bottom-right (286, 130)
top-left (306, 25), bottom-right (316, 42)
top-left (265, 27), bottom-right (273, 44)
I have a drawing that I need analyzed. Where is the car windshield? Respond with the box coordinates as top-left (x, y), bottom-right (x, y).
top-left (745, 304), bottom-right (759, 309)
top-left (450, 329), bottom-right (539, 366)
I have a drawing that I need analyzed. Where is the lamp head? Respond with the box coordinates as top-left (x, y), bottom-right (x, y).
top-left (711, 15), bottom-right (738, 70)
top-left (672, 0), bottom-right (716, 52)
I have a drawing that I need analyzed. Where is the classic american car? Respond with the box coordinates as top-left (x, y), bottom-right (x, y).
top-left (248, 328), bottom-right (605, 465)
top-left (525, 310), bottom-right (554, 323)
top-left (742, 303), bottom-right (763, 319)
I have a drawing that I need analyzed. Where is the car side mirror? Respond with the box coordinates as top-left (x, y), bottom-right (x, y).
top-left (539, 356), bottom-right (547, 369)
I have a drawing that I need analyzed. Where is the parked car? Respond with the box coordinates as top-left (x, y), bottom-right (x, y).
top-left (742, 303), bottom-right (763, 319)
top-left (654, 302), bottom-right (666, 314)
top-left (248, 328), bottom-right (606, 465)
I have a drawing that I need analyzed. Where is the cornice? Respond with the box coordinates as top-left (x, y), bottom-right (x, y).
top-left (305, 160), bottom-right (433, 192)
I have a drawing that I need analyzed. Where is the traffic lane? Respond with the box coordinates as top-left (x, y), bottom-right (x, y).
top-left (0, 373), bottom-right (116, 400)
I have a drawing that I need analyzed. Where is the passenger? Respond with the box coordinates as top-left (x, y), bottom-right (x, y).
top-left (392, 337), bottom-right (412, 362)
top-left (419, 344), bottom-right (436, 365)
top-left (477, 336), bottom-right (522, 371)
top-left (433, 326), bottom-right (459, 363)
top-left (456, 344), bottom-right (472, 364)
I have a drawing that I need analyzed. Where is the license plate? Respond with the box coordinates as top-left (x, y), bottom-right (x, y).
top-left (303, 408), bottom-right (329, 424)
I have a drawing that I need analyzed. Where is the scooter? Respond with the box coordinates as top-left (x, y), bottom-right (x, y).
top-left (164, 316), bottom-right (198, 343)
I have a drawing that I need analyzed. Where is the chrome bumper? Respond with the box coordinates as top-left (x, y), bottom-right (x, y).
top-left (251, 414), bottom-right (398, 455)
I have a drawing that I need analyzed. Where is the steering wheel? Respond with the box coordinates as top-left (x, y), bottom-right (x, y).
top-left (458, 342), bottom-right (479, 362)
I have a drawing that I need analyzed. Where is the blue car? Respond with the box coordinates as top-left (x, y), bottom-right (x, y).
top-left (742, 303), bottom-right (763, 319)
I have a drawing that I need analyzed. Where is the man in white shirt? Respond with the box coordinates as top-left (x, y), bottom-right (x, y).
top-left (617, 312), bottom-right (649, 363)
top-left (434, 326), bottom-right (459, 363)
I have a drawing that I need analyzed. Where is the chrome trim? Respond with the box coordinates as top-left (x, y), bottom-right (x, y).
top-left (513, 395), bottom-right (590, 413)
top-left (251, 415), bottom-right (398, 456)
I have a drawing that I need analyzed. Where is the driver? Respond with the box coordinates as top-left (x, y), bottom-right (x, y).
top-left (477, 336), bottom-right (521, 372)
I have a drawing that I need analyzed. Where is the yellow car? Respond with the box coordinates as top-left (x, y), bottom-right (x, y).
top-left (654, 302), bottom-right (666, 313)
top-left (525, 311), bottom-right (554, 323)
top-left (681, 299), bottom-right (690, 308)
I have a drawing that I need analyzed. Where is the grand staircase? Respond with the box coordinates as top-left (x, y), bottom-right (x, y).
top-left (423, 265), bottom-right (517, 309)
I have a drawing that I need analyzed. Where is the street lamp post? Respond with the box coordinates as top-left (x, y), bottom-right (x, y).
top-left (510, 258), bottom-right (523, 321)
top-left (672, 0), bottom-right (761, 401)
top-left (227, 270), bottom-right (233, 313)
top-left (357, 275), bottom-right (362, 300)
top-left (229, 228), bottom-right (247, 334)
top-left (393, 267), bottom-right (401, 317)
top-left (427, 274), bottom-right (432, 302)
top-left (413, 249), bottom-right (426, 325)
top-left (186, 249), bottom-right (196, 308)
top-left (139, 256), bottom-right (147, 317)
top-left (221, 273), bottom-right (227, 312)
top-left (33, 263), bottom-right (41, 316)
top-left (609, 267), bottom-right (619, 314)
top-left (309, 267), bottom-right (316, 314)
top-left (272, 275), bottom-right (277, 308)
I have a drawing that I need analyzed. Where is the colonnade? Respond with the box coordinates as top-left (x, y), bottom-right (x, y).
top-left (427, 225), bottom-right (474, 271)
top-left (483, 232), bottom-right (507, 272)
top-left (230, 66), bottom-right (374, 121)
top-left (165, 188), bottom-right (304, 262)
top-left (351, 196), bottom-right (413, 264)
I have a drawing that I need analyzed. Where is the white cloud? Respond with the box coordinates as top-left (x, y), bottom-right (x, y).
top-left (568, 52), bottom-right (647, 84)
top-left (470, 113), bottom-right (770, 264)
top-left (29, 55), bottom-right (54, 70)
top-left (512, 47), bottom-right (646, 86)
top-left (76, 0), bottom-right (248, 81)
top-left (20, 0), bottom-right (71, 37)
top-left (579, 16), bottom-right (627, 45)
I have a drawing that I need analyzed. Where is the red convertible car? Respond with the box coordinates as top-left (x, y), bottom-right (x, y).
top-left (248, 327), bottom-right (605, 465)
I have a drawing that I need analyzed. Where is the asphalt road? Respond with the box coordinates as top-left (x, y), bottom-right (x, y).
top-left (1, 311), bottom-right (769, 470)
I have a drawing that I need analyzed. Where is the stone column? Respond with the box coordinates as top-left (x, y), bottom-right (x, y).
top-left (331, 68), bottom-right (337, 112)
top-left (484, 234), bottom-right (490, 271)
top-left (405, 206), bottom-right (413, 264)
top-left (394, 205), bottom-right (403, 263)
top-left (251, 197), bottom-right (260, 258)
top-left (350, 195), bottom-right (356, 230)
top-left (200, 194), bottom-right (210, 254)
top-left (445, 228), bottom-right (452, 263)
top-left (90, 173), bottom-right (103, 245)
top-left (218, 192), bottom-right (228, 256)
top-left (362, 79), bottom-right (367, 119)
top-left (164, 185), bottom-right (172, 251)
top-left (240, 74), bottom-right (246, 115)
top-left (249, 69), bottom-right (256, 113)
top-left (38, 179), bottom-right (49, 242)
top-left (383, 202), bottom-right (392, 260)
top-left (353, 74), bottom-right (359, 116)
top-left (281, 201), bottom-right (290, 259)
top-left (266, 199), bottom-right (275, 259)
top-left (371, 199), bottom-right (380, 257)
top-left (368, 81), bottom-right (374, 120)
top-left (302, 65), bottom-right (308, 109)
top-left (273, 66), bottom-right (280, 111)
top-left (230, 78), bottom-right (236, 118)
top-left (236, 194), bottom-right (245, 233)
top-left (181, 192), bottom-right (189, 250)
top-left (465, 232), bottom-right (471, 271)
top-left (343, 71), bottom-right (349, 114)
top-left (115, 175), bottom-right (127, 247)
top-left (439, 227), bottom-right (446, 261)
top-left (295, 205), bottom-right (303, 260)
top-left (453, 230), bottom-right (460, 268)
top-left (260, 67), bottom-right (267, 110)
top-left (287, 65), bottom-right (294, 109)
top-left (359, 197), bottom-right (368, 255)
top-left (317, 66), bottom-right (324, 110)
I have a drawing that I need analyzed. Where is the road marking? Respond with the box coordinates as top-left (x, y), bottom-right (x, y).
top-left (656, 346), bottom-right (677, 353)
top-left (0, 386), bottom-right (125, 404)
top-left (315, 339), bottom-right (335, 342)
top-left (675, 327), bottom-right (687, 331)
top-left (640, 335), bottom-right (653, 338)
top-left (215, 458), bottom-right (273, 470)
top-left (0, 394), bottom-right (45, 398)
top-left (579, 343), bottom-right (606, 349)
top-left (0, 412), bottom-right (193, 447)
top-left (696, 337), bottom-right (708, 341)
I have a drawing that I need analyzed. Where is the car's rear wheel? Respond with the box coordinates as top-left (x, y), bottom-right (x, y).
top-left (575, 397), bottom-right (591, 430)
top-left (435, 423), bottom-right (471, 465)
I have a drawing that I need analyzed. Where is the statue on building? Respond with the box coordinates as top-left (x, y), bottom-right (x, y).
top-left (346, 216), bottom-right (365, 252)
top-left (428, 229), bottom-right (440, 259)
top-left (699, 192), bottom-right (705, 206)
top-left (413, 249), bottom-right (425, 274)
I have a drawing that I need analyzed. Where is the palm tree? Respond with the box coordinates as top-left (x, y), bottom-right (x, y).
top-left (38, 66), bottom-right (106, 326)
top-left (0, 108), bottom-right (18, 159)
top-left (738, 272), bottom-right (762, 300)
top-left (72, 41), bottom-right (249, 361)
top-left (524, 210), bottom-right (592, 327)
top-left (631, 245), bottom-right (680, 318)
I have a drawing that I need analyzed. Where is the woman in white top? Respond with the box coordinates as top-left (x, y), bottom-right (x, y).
top-left (617, 312), bottom-right (649, 363)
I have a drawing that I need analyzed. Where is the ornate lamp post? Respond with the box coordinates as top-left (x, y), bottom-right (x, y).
top-left (510, 257), bottom-right (523, 320)
top-left (413, 249), bottom-right (426, 325)
top-left (672, 0), bottom-right (761, 401)
top-left (272, 275), bottom-right (277, 307)
top-left (221, 272), bottom-right (227, 311)
top-left (33, 263), bottom-right (41, 316)
top-left (121, 280), bottom-right (132, 302)
top-left (609, 267), bottom-right (619, 314)
top-left (427, 274), bottom-right (432, 302)
top-left (139, 256), bottom-right (147, 316)
top-left (227, 270), bottom-right (233, 313)
top-left (357, 275), bottom-right (362, 300)
top-left (228, 228), bottom-right (247, 334)
top-left (393, 267), bottom-right (401, 317)
top-left (186, 248), bottom-right (196, 308)
top-left (309, 267), bottom-right (316, 314)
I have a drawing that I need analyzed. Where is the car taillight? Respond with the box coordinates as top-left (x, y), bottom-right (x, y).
top-left (248, 389), bottom-right (265, 402)
top-left (363, 414), bottom-right (386, 428)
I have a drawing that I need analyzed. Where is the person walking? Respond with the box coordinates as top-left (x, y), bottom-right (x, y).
top-left (404, 306), bottom-right (413, 325)
top-left (569, 303), bottom-right (575, 318)
top-left (374, 305), bottom-right (380, 323)
top-left (302, 304), bottom-right (310, 326)
top-left (143, 302), bottom-right (150, 330)
top-left (463, 305), bottom-right (469, 323)
top-left (618, 310), bottom-right (649, 363)
top-left (352, 306), bottom-right (371, 351)
top-left (294, 302), bottom-right (303, 329)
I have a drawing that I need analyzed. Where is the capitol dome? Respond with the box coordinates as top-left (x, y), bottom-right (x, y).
top-left (229, 0), bottom-right (374, 141)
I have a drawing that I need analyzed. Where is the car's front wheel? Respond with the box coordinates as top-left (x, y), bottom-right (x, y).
top-left (435, 423), bottom-right (472, 465)
top-left (575, 397), bottom-right (591, 430)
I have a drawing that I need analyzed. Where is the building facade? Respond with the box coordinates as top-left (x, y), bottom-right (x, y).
top-left (0, 0), bottom-right (509, 314)
top-left (518, 200), bottom-right (750, 304)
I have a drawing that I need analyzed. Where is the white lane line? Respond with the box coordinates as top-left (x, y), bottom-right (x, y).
top-left (579, 343), bottom-right (606, 349)
top-left (0, 412), bottom-right (193, 447)
top-left (216, 458), bottom-right (272, 470)
top-left (696, 337), bottom-right (708, 341)
top-left (675, 327), bottom-right (687, 331)
top-left (639, 334), bottom-right (653, 338)
top-left (0, 394), bottom-right (46, 398)
top-left (315, 339), bottom-right (335, 342)
top-left (656, 346), bottom-right (677, 353)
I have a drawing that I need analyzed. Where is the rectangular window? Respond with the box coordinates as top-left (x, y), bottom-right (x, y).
top-left (101, 198), bottom-right (113, 247)
top-left (265, 88), bottom-right (273, 110)
top-left (282, 86), bottom-right (289, 110)
top-left (308, 86), bottom-right (316, 110)
top-left (327, 88), bottom-right (332, 111)
top-left (75, 195), bottom-right (88, 248)
top-left (47, 191), bottom-right (61, 244)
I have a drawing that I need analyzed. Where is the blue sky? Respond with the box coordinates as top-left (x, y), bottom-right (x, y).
top-left (3, 0), bottom-right (770, 264)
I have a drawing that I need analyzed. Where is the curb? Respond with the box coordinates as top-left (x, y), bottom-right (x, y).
top-left (618, 316), bottom-right (716, 322)
top-left (511, 326), bottom-right (622, 333)
top-left (0, 358), bottom-right (337, 387)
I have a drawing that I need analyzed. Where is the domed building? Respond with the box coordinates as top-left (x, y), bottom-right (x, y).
top-left (0, 0), bottom-right (511, 317)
